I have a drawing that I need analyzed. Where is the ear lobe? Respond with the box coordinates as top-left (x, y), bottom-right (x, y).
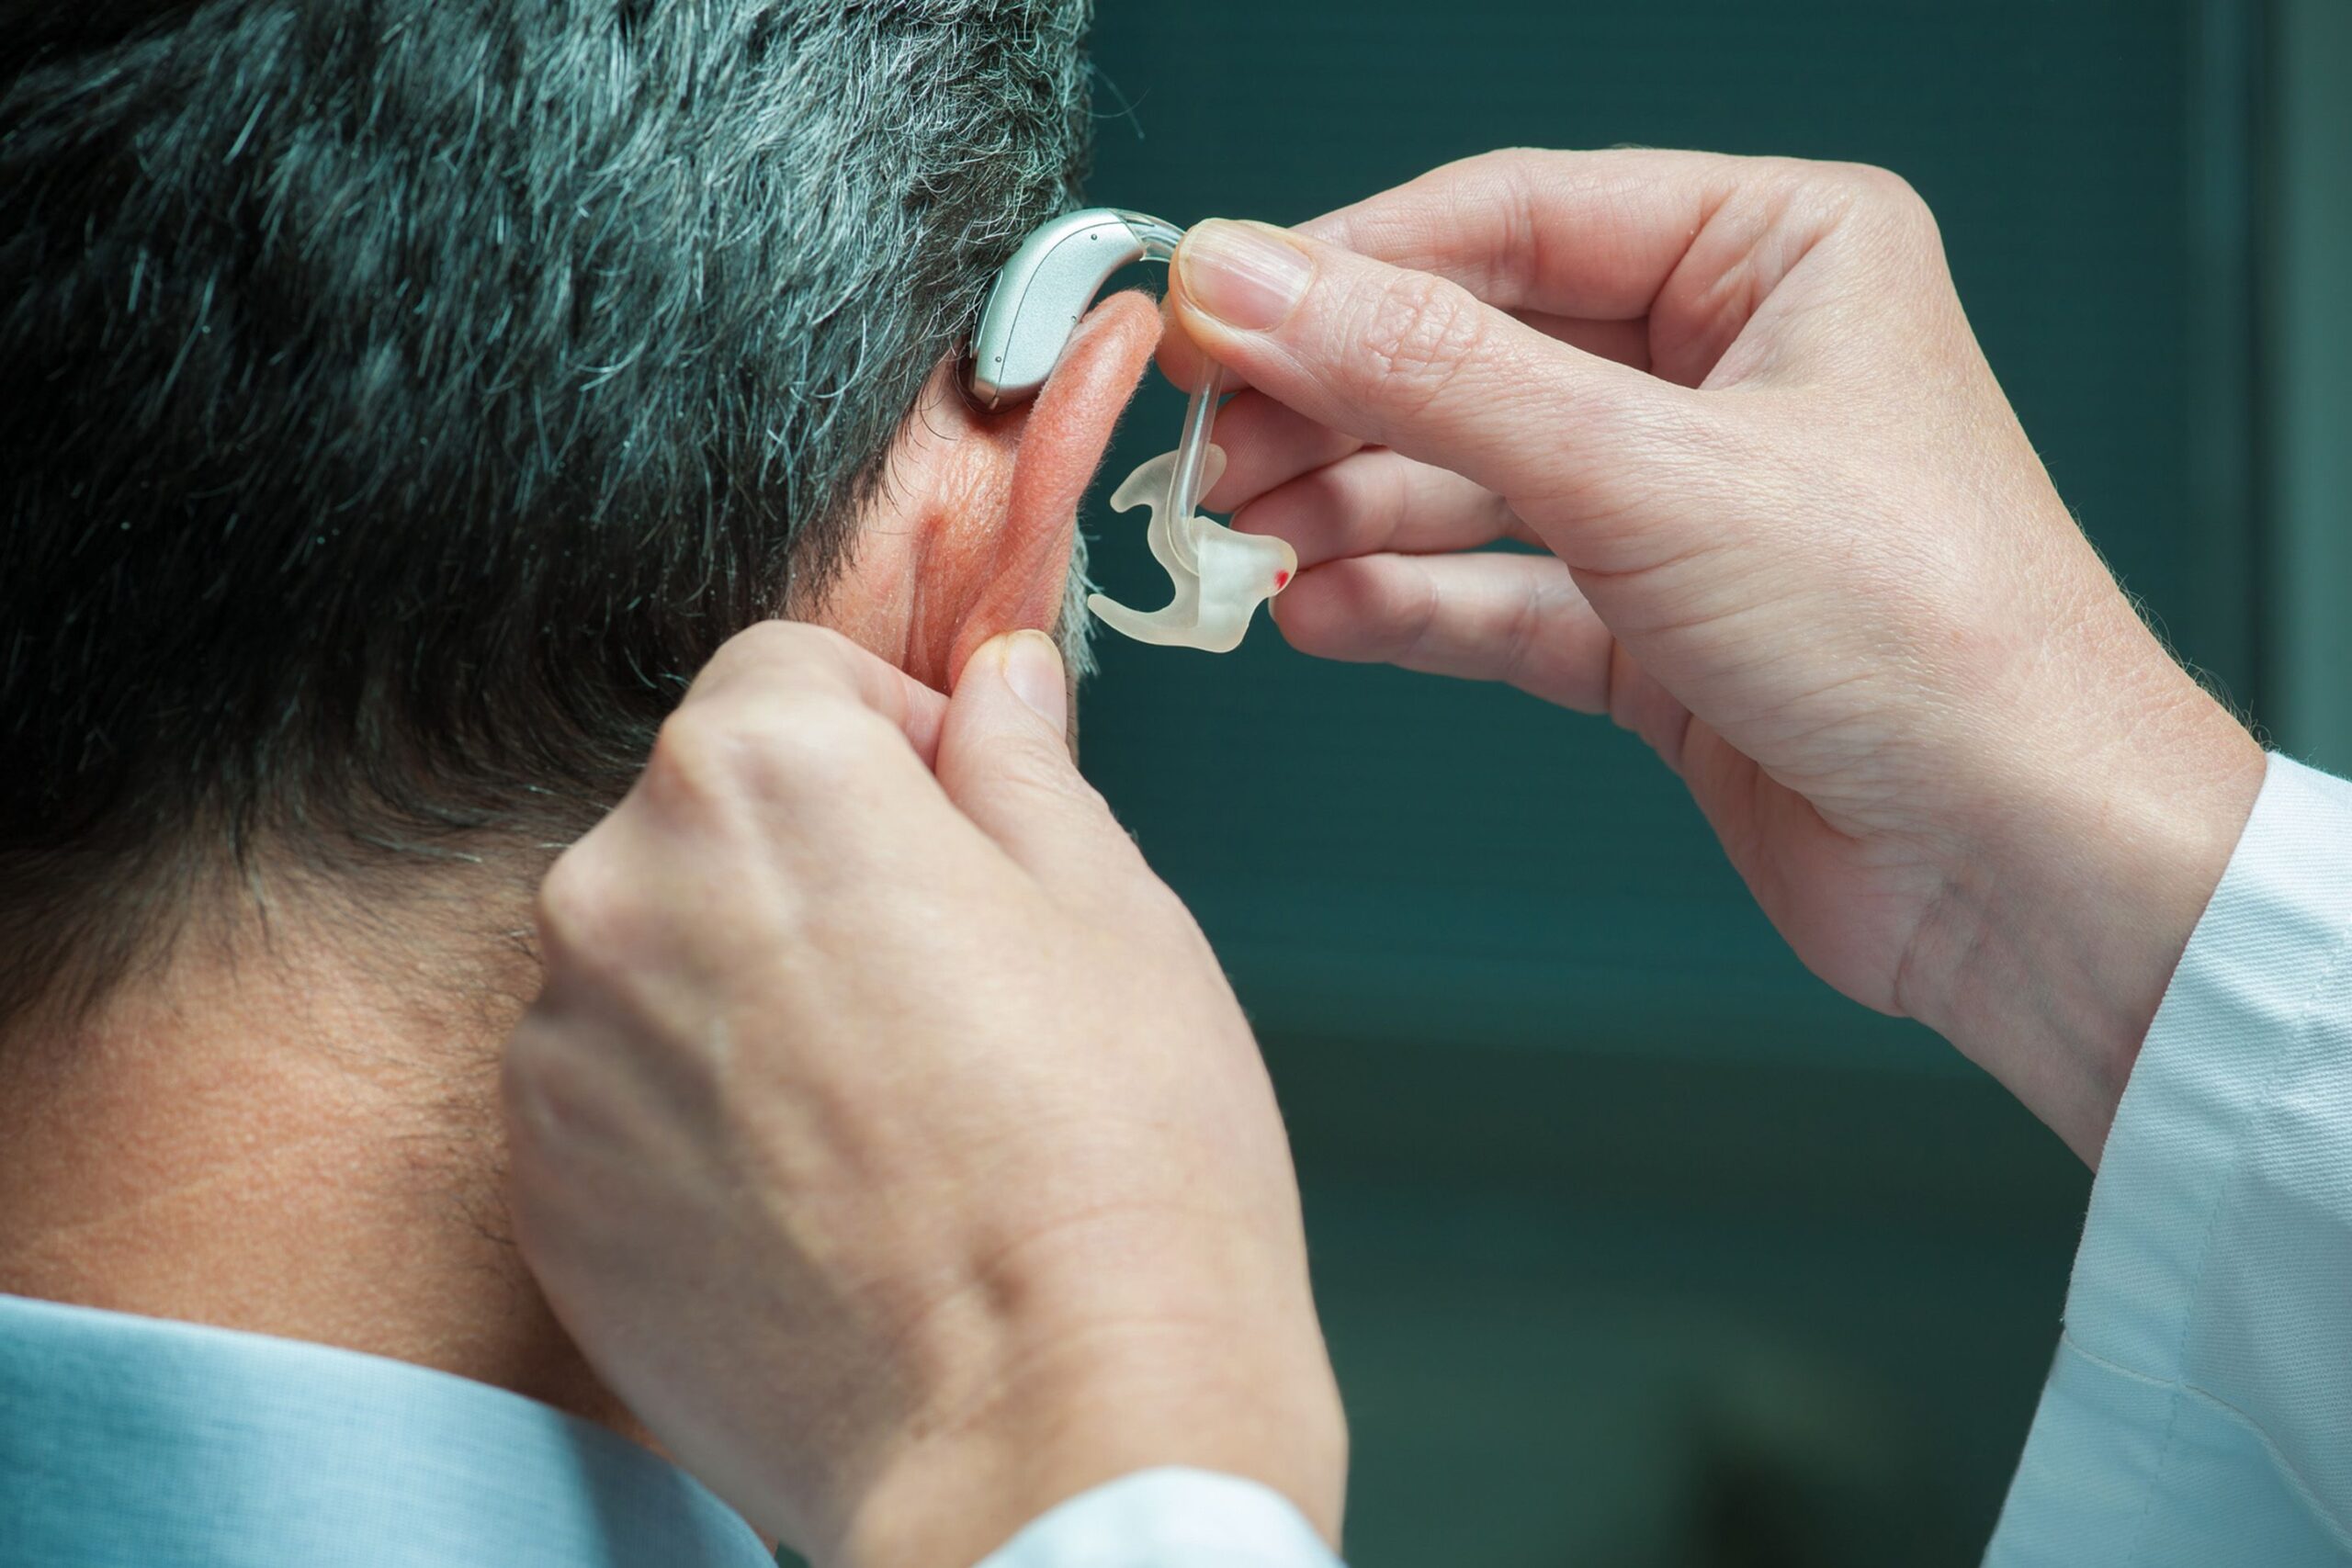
top-left (914, 289), bottom-right (1162, 688)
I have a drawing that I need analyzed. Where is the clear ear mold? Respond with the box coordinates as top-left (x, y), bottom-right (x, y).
top-left (1086, 442), bottom-right (1296, 654)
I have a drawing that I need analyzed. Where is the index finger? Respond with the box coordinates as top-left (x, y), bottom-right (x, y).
top-left (1295, 147), bottom-right (1747, 322)
top-left (1158, 148), bottom-right (1720, 388)
top-left (1157, 147), bottom-right (1729, 400)
top-left (1165, 220), bottom-right (1688, 550)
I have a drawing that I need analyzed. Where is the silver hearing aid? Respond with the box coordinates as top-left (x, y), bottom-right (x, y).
top-left (967, 208), bottom-right (1182, 409)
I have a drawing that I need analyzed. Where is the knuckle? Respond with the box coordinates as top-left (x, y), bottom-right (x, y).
top-left (534, 840), bottom-right (622, 965)
top-left (647, 696), bottom-right (894, 811)
top-left (1825, 161), bottom-right (1941, 243)
top-left (642, 705), bottom-right (741, 808)
top-left (1350, 269), bottom-right (1488, 417)
top-left (501, 1015), bottom-right (565, 1139)
top-left (500, 1021), bottom-right (628, 1220)
top-left (501, 1013), bottom-right (596, 1179)
top-left (1836, 161), bottom-right (1923, 211)
top-left (1134, 875), bottom-right (1204, 946)
top-left (1496, 570), bottom-right (1553, 684)
top-left (707, 615), bottom-right (828, 675)
top-left (758, 705), bottom-right (902, 795)
top-left (692, 618), bottom-right (870, 705)
top-left (1369, 457), bottom-right (1420, 548)
top-left (1433, 144), bottom-right (1543, 193)
top-left (1387, 561), bottom-right (1448, 665)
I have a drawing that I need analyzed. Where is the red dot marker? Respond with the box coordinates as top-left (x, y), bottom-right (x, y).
top-left (1274, 570), bottom-right (1291, 589)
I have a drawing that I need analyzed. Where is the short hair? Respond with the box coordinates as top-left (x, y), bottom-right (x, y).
top-left (0, 1), bottom-right (1095, 1030)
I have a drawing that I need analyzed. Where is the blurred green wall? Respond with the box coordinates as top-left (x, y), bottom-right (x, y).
top-left (2266, 0), bottom-right (2352, 772)
top-left (1072, 3), bottom-right (2270, 1563)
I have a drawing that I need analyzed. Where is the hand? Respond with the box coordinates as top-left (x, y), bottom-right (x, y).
top-left (502, 624), bottom-right (1343, 1566)
top-left (1163, 149), bottom-right (2264, 1162)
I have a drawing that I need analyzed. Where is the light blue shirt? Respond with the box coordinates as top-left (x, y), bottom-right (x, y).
top-left (0, 1292), bottom-right (771, 1567)
top-left (6, 755), bottom-right (2347, 1567)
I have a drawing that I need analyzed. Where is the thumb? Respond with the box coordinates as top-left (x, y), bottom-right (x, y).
top-left (935, 631), bottom-right (1163, 915)
top-left (1170, 220), bottom-right (1697, 573)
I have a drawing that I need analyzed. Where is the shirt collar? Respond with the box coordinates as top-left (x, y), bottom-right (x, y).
top-left (0, 1292), bottom-right (773, 1568)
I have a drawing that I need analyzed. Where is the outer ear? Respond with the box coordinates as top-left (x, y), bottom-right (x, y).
top-left (851, 289), bottom-right (1159, 692)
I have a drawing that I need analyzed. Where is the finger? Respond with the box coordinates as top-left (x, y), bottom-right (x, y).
top-left (1193, 329), bottom-right (1645, 517)
top-left (935, 631), bottom-right (1173, 922)
top-left (1160, 263), bottom-right (1655, 402)
top-left (683, 620), bottom-right (950, 770)
top-left (1155, 306), bottom-right (1368, 521)
top-left (1154, 298), bottom-right (1219, 404)
top-left (1232, 447), bottom-right (1537, 569)
top-left (1274, 551), bottom-right (1615, 714)
top-left (1288, 148), bottom-right (1731, 320)
top-left (1294, 148), bottom-right (1742, 317)
top-left (1295, 148), bottom-right (1907, 386)
top-left (1175, 302), bottom-right (1649, 523)
top-left (1515, 310), bottom-right (1652, 373)
top-left (1169, 221), bottom-right (1691, 563)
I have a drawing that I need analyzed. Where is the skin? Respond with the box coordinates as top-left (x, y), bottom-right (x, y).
top-left (503, 148), bottom-right (2267, 1566)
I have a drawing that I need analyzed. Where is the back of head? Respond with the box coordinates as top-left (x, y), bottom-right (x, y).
top-left (0, 0), bottom-right (1093, 1030)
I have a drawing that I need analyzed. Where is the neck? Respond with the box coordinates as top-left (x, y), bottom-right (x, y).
top-left (0, 881), bottom-right (639, 1438)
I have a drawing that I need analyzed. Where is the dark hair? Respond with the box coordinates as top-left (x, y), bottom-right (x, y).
top-left (0, 0), bottom-right (1094, 1028)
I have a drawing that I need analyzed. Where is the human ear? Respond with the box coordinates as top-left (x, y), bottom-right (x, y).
top-left (816, 289), bottom-right (1161, 693)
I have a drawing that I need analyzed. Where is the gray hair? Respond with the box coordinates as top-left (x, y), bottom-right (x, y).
top-left (0, 0), bottom-right (1097, 1029)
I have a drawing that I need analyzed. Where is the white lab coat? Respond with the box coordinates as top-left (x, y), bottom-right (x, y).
top-left (981, 755), bottom-right (2352, 1568)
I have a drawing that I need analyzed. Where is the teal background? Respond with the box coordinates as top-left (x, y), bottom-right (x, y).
top-left (1069, 3), bottom-right (2275, 1563)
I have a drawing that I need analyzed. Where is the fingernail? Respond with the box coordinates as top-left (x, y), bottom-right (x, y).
top-left (1001, 630), bottom-right (1068, 734)
top-left (1179, 220), bottom-right (1311, 332)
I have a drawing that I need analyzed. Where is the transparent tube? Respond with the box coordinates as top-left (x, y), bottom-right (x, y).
top-left (1162, 364), bottom-right (1225, 572)
top-left (1114, 210), bottom-right (1184, 262)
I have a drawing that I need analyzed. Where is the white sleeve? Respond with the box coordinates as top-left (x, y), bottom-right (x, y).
top-left (1985, 754), bottom-right (2352, 1565)
top-left (973, 1469), bottom-right (1343, 1568)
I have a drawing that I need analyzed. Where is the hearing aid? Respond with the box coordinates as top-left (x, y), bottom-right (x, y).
top-left (968, 209), bottom-right (1183, 410)
top-left (967, 208), bottom-right (1293, 654)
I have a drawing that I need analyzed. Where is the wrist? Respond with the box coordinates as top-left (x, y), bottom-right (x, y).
top-left (1901, 662), bottom-right (2264, 1163)
top-left (830, 1313), bottom-right (1346, 1568)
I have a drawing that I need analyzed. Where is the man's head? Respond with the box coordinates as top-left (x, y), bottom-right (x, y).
top-left (1, 0), bottom-right (1156, 1033)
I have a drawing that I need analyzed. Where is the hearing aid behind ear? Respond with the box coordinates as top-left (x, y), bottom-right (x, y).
top-left (969, 208), bottom-right (1291, 654)
top-left (967, 209), bottom-right (1183, 411)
